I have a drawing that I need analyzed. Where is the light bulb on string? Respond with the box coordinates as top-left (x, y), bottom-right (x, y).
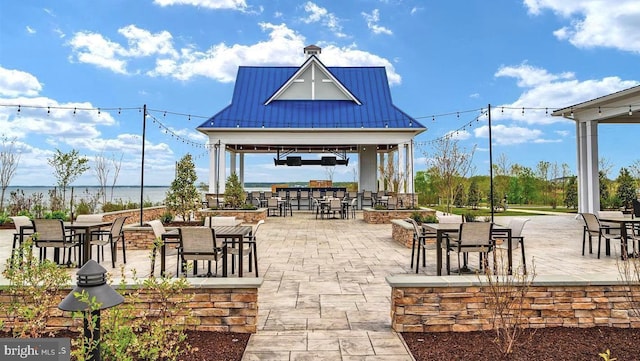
top-left (521, 107), bottom-right (524, 116)
top-left (545, 108), bottom-right (548, 115)
top-left (163, 111), bottom-right (166, 117)
top-left (47, 106), bottom-right (50, 115)
top-left (98, 108), bottom-right (101, 115)
top-left (73, 108), bottom-right (76, 116)
top-left (118, 108), bottom-right (121, 115)
top-left (629, 106), bottom-right (633, 116)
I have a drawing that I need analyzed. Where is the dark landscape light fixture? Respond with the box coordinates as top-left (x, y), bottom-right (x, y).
top-left (59, 260), bottom-right (124, 361)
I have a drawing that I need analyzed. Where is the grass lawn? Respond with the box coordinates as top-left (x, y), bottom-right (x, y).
top-left (426, 205), bottom-right (578, 217)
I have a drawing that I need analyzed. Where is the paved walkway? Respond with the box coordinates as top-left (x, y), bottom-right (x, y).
top-left (0, 210), bottom-right (626, 360)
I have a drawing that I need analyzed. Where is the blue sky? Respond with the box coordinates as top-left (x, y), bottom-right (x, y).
top-left (0, 0), bottom-right (638, 186)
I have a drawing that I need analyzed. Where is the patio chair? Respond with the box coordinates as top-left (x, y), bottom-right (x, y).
top-left (350, 198), bottom-right (358, 218)
top-left (230, 219), bottom-right (263, 276)
top-left (326, 198), bottom-right (343, 219)
top-left (633, 199), bottom-right (640, 218)
top-left (493, 218), bottom-right (530, 274)
top-left (407, 218), bottom-right (437, 273)
top-left (90, 216), bottom-right (128, 268)
top-left (453, 222), bottom-right (494, 274)
top-left (362, 191), bottom-right (373, 207)
top-left (581, 213), bottom-right (624, 258)
top-left (32, 218), bottom-right (80, 266)
top-left (146, 219), bottom-right (177, 275)
top-left (267, 197), bottom-right (280, 217)
top-left (9, 216), bottom-right (33, 263)
top-left (178, 227), bottom-right (223, 277)
top-left (299, 190), bottom-right (310, 210)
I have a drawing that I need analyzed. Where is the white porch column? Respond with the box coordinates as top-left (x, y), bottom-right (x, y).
top-left (582, 120), bottom-right (599, 213)
top-left (239, 153), bottom-right (245, 188)
top-left (378, 152), bottom-right (385, 191)
top-left (359, 145), bottom-right (377, 192)
top-left (211, 141), bottom-right (227, 194)
top-left (229, 150), bottom-right (237, 176)
top-left (398, 143), bottom-right (406, 193)
top-left (407, 140), bottom-right (415, 194)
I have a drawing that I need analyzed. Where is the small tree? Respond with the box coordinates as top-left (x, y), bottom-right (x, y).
top-left (467, 178), bottom-right (481, 209)
top-left (165, 154), bottom-right (199, 221)
top-left (47, 149), bottom-right (90, 207)
top-left (223, 173), bottom-right (245, 209)
top-left (94, 152), bottom-right (123, 205)
top-left (564, 176), bottom-right (578, 209)
top-left (0, 137), bottom-right (20, 212)
top-left (616, 167), bottom-right (637, 210)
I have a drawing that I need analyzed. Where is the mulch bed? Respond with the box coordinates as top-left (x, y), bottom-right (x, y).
top-left (0, 330), bottom-right (250, 361)
top-left (402, 327), bottom-right (640, 361)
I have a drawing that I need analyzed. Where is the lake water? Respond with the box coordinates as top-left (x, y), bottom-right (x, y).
top-left (3, 185), bottom-right (271, 206)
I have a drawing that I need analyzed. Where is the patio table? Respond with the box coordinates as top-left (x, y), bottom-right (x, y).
top-left (20, 220), bottom-right (113, 266)
top-left (161, 225), bottom-right (254, 277)
top-left (423, 222), bottom-right (512, 275)
top-left (597, 216), bottom-right (640, 258)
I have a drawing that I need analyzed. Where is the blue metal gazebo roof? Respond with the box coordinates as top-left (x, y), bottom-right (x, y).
top-left (198, 64), bottom-right (424, 130)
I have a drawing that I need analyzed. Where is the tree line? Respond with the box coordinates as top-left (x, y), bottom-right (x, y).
top-left (415, 137), bottom-right (640, 212)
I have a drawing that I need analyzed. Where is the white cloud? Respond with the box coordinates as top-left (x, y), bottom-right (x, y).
top-left (474, 124), bottom-right (545, 145)
top-left (0, 66), bottom-right (43, 97)
top-left (524, 0), bottom-right (640, 53)
top-left (66, 23), bottom-right (400, 85)
top-left (301, 2), bottom-right (346, 38)
top-left (153, 0), bottom-right (247, 11)
top-left (494, 63), bottom-right (638, 125)
top-left (118, 25), bottom-right (178, 58)
top-left (321, 43), bottom-right (401, 85)
top-left (26, 26), bottom-right (36, 34)
top-left (362, 9), bottom-right (393, 35)
top-left (67, 31), bottom-right (129, 73)
top-left (410, 7), bottom-right (421, 15)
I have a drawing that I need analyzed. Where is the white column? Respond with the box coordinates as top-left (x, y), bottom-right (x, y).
top-left (229, 150), bottom-right (237, 176)
top-left (378, 152), bottom-right (385, 191)
top-left (359, 145), bottom-right (377, 192)
top-left (239, 153), bottom-right (245, 188)
top-left (398, 143), bottom-right (406, 193)
top-left (407, 140), bottom-right (415, 193)
top-left (584, 120), bottom-right (599, 213)
top-left (213, 141), bottom-right (227, 194)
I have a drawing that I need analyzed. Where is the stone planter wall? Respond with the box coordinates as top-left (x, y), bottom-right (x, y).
top-left (196, 208), bottom-right (267, 223)
top-left (390, 220), bottom-right (437, 248)
top-left (102, 206), bottom-right (167, 225)
top-left (363, 207), bottom-right (436, 224)
top-left (386, 275), bottom-right (640, 333)
top-left (0, 278), bottom-right (262, 333)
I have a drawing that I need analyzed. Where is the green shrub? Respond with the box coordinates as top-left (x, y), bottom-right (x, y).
top-left (74, 200), bottom-right (91, 215)
top-left (44, 210), bottom-right (68, 220)
top-left (0, 212), bottom-right (9, 225)
top-left (160, 211), bottom-right (173, 224)
top-left (241, 203), bottom-right (257, 210)
top-left (1, 237), bottom-right (72, 338)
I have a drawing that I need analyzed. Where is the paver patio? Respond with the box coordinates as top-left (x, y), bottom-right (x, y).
top-left (0, 210), bottom-right (626, 360)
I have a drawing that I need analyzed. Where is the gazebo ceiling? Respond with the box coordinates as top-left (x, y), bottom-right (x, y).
top-left (226, 143), bottom-right (399, 154)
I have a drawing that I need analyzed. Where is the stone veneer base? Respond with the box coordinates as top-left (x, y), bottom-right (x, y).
top-left (0, 277), bottom-right (263, 333)
top-left (386, 274), bottom-right (640, 332)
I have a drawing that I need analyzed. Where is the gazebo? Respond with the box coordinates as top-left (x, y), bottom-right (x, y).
top-left (552, 85), bottom-right (640, 213)
top-left (197, 45), bottom-right (426, 197)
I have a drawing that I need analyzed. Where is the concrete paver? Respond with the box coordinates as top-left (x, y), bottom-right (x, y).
top-left (0, 210), bottom-right (626, 360)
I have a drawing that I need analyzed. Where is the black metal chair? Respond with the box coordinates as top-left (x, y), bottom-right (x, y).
top-left (178, 227), bottom-right (223, 277)
top-left (32, 218), bottom-right (80, 266)
top-left (90, 216), bottom-right (128, 268)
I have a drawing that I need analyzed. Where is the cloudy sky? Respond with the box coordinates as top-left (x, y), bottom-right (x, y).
top-left (0, 0), bottom-right (638, 187)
